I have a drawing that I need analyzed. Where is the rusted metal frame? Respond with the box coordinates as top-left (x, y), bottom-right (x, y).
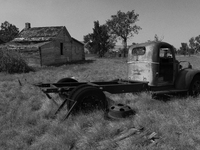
top-left (38, 81), bottom-right (148, 120)
top-left (35, 79), bottom-right (144, 88)
top-left (62, 101), bottom-right (78, 120)
top-left (99, 83), bottom-right (149, 94)
top-left (53, 97), bottom-right (79, 120)
top-left (90, 81), bottom-right (122, 85)
top-left (116, 79), bottom-right (148, 84)
top-left (53, 82), bottom-right (86, 87)
top-left (39, 82), bottom-right (78, 93)
top-left (35, 82), bottom-right (83, 88)
top-left (54, 97), bottom-right (75, 115)
top-left (34, 83), bottom-right (51, 87)
top-left (41, 87), bottom-right (72, 109)
top-left (45, 93), bottom-right (59, 106)
top-left (40, 81), bottom-right (149, 94)
top-left (151, 89), bottom-right (188, 95)
top-left (87, 82), bottom-right (99, 86)
top-left (86, 80), bottom-right (149, 94)
top-left (36, 81), bottom-right (119, 89)
top-left (39, 85), bottom-right (60, 106)
top-left (86, 80), bottom-right (146, 86)
top-left (41, 87), bottom-right (78, 120)
top-left (42, 88), bottom-right (71, 93)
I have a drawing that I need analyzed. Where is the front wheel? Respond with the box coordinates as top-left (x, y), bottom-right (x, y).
top-left (189, 75), bottom-right (200, 97)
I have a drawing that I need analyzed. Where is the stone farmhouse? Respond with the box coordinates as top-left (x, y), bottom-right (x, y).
top-left (6, 23), bottom-right (85, 66)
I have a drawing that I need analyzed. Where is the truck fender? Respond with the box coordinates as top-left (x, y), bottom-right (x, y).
top-left (175, 69), bottom-right (200, 90)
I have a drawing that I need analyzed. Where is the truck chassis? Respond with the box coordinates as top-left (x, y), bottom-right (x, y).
top-left (35, 78), bottom-right (188, 120)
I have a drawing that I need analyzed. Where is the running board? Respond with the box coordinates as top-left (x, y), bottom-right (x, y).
top-left (152, 89), bottom-right (188, 95)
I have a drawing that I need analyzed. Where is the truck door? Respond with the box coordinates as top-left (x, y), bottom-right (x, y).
top-left (127, 46), bottom-right (155, 85)
top-left (158, 47), bottom-right (174, 85)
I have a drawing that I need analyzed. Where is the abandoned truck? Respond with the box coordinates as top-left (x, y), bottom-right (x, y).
top-left (36, 41), bottom-right (200, 119)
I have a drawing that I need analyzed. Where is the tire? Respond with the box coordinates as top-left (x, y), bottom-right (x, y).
top-left (57, 78), bottom-right (78, 99)
top-left (68, 86), bottom-right (108, 114)
top-left (68, 84), bottom-right (91, 99)
top-left (189, 75), bottom-right (200, 97)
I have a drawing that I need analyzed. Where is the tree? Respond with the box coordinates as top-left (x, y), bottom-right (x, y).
top-left (106, 10), bottom-right (141, 57)
top-left (84, 34), bottom-right (94, 53)
top-left (180, 43), bottom-right (189, 56)
top-left (154, 34), bottom-right (164, 42)
top-left (0, 21), bottom-right (19, 43)
top-left (146, 34), bottom-right (164, 43)
top-left (84, 21), bottom-right (115, 57)
top-left (189, 35), bottom-right (200, 54)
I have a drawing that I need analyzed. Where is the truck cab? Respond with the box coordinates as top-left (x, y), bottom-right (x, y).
top-left (128, 41), bottom-right (200, 95)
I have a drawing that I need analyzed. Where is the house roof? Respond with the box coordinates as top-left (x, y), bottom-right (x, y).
top-left (72, 37), bottom-right (84, 45)
top-left (13, 26), bottom-right (70, 42)
top-left (5, 41), bottom-right (51, 52)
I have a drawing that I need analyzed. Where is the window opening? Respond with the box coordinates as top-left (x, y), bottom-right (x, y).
top-left (132, 47), bottom-right (146, 55)
top-left (159, 47), bottom-right (174, 82)
top-left (60, 43), bottom-right (63, 55)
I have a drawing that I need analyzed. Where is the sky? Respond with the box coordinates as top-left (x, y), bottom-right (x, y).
top-left (0, 0), bottom-right (200, 48)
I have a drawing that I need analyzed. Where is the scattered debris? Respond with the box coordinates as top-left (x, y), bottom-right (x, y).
top-left (98, 127), bottom-right (159, 149)
top-left (113, 127), bottom-right (143, 142)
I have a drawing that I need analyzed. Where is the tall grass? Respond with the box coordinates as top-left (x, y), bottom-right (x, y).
top-left (1, 56), bottom-right (200, 149)
top-left (0, 47), bottom-right (34, 73)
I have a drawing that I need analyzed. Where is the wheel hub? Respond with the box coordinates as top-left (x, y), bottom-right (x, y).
top-left (107, 103), bottom-right (135, 119)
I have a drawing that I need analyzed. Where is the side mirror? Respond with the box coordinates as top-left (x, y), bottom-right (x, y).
top-left (179, 61), bottom-right (192, 69)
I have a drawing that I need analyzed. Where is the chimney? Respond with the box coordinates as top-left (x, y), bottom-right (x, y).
top-left (25, 22), bottom-right (31, 29)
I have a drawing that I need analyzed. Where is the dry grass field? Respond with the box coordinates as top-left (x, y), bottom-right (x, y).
top-left (1, 55), bottom-right (200, 150)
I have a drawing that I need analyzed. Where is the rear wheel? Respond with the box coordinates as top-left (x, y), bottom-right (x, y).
top-left (57, 77), bottom-right (78, 83)
top-left (57, 78), bottom-right (78, 99)
top-left (68, 86), bottom-right (108, 114)
top-left (189, 75), bottom-right (200, 97)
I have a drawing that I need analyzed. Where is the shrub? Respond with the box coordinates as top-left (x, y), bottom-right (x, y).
top-left (0, 47), bottom-right (34, 73)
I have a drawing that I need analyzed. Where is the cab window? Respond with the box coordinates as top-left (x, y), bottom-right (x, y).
top-left (132, 47), bottom-right (146, 55)
top-left (159, 48), bottom-right (172, 58)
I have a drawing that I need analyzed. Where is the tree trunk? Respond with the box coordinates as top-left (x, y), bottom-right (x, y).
top-left (123, 38), bottom-right (127, 57)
